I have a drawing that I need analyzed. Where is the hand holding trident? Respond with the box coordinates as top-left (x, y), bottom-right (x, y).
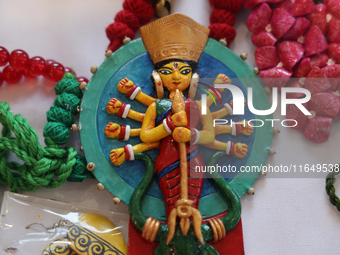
top-left (166, 90), bottom-right (204, 245)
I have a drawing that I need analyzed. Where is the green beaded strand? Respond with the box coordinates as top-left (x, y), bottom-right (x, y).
top-left (63, 73), bottom-right (78, 80)
top-left (55, 78), bottom-right (82, 98)
top-left (44, 74), bottom-right (93, 182)
top-left (67, 155), bottom-right (95, 182)
top-left (44, 75), bottom-right (81, 146)
top-left (54, 93), bottom-right (81, 116)
top-left (45, 74), bottom-right (81, 145)
top-left (47, 106), bottom-right (74, 127)
top-left (43, 122), bottom-right (70, 145)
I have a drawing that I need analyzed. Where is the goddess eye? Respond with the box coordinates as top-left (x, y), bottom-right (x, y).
top-left (181, 69), bottom-right (191, 75)
top-left (159, 70), bottom-right (171, 75)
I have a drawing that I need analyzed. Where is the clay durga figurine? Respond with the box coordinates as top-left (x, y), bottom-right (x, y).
top-left (103, 14), bottom-right (253, 255)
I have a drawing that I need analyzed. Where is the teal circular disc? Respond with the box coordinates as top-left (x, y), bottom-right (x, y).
top-left (79, 38), bottom-right (273, 222)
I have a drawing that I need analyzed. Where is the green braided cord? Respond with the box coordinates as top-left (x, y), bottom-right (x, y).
top-left (326, 167), bottom-right (340, 212)
top-left (47, 106), bottom-right (74, 127)
top-left (0, 102), bottom-right (92, 192)
top-left (55, 78), bottom-right (82, 98)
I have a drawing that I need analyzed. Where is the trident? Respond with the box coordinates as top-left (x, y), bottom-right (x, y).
top-left (166, 89), bottom-right (204, 245)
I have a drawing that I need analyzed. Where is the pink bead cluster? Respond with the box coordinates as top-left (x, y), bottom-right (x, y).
top-left (245, 0), bottom-right (340, 144)
top-left (0, 47), bottom-right (88, 87)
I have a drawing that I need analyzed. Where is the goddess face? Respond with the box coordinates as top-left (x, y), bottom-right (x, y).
top-left (157, 61), bottom-right (193, 93)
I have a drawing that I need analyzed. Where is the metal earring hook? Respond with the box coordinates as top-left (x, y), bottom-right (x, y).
top-left (25, 219), bottom-right (71, 231)
top-left (154, 0), bottom-right (173, 18)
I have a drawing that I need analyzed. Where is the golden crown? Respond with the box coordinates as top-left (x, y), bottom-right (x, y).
top-left (140, 13), bottom-right (210, 64)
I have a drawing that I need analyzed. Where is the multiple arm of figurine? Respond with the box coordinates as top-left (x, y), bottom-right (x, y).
top-left (195, 74), bottom-right (251, 158)
top-left (105, 74), bottom-right (253, 166)
top-left (116, 78), bottom-right (157, 106)
top-left (140, 102), bottom-right (171, 143)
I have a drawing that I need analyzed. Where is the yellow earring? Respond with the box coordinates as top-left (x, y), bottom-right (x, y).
top-left (152, 71), bottom-right (164, 99)
top-left (189, 73), bottom-right (199, 99)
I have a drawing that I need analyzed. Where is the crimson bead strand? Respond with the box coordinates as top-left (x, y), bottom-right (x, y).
top-left (106, 0), bottom-right (155, 52)
top-left (0, 46), bottom-right (87, 87)
top-left (209, 0), bottom-right (244, 46)
top-left (106, 0), bottom-right (244, 53)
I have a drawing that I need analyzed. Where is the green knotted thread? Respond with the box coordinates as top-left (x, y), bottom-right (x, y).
top-left (0, 102), bottom-right (90, 193)
top-left (47, 106), bottom-right (74, 127)
top-left (67, 155), bottom-right (95, 182)
top-left (54, 92), bottom-right (80, 115)
top-left (55, 78), bottom-right (82, 98)
top-left (62, 73), bottom-right (77, 80)
top-left (326, 168), bottom-right (340, 212)
top-left (43, 122), bottom-right (70, 145)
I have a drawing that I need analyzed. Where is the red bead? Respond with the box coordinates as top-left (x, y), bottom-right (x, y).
top-left (43, 60), bottom-right (54, 79)
top-left (45, 62), bottom-right (65, 82)
top-left (77, 77), bottom-right (89, 84)
top-left (46, 59), bottom-right (55, 66)
top-left (3, 65), bottom-right (22, 84)
top-left (64, 67), bottom-right (76, 76)
top-left (0, 71), bottom-right (4, 87)
top-left (22, 66), bottom-right (36, 79)
top-left (0, 47), bottom-right (10, 67)
top-left (28, 56), bottom-right (46, 76)
top-left (9, 49), bottom-right (30, 70)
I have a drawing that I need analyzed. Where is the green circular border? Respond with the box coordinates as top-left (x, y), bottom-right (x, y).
top-left (80, 39), bottom-right (273, 221)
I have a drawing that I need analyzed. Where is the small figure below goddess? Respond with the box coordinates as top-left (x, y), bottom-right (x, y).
top-left (104, 14), bottom-right (253, 255)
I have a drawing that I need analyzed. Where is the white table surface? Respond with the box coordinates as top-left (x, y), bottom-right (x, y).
top-left (1, 0), bottom-right (340, 254)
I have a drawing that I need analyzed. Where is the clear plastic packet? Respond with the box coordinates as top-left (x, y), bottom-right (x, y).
top-left (0, 191), bottom-right (129, 255)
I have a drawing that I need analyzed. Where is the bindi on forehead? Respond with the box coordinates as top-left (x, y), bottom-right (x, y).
top-left (172, 62), bottom-right (179, 70)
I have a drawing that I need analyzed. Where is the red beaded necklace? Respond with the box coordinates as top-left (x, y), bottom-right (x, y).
top-left (0, 47), bottom-right (88, 87)
top-left (0, 0), bottom-right (243, 87)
